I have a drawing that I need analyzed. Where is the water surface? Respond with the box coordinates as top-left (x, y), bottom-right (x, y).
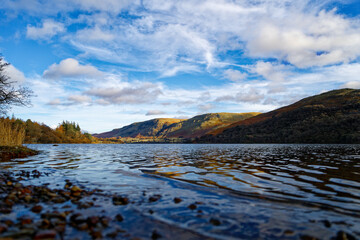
top-left (1, 144), bottom-right (359, 239)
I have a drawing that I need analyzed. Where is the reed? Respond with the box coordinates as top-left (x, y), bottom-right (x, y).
top-left (0, 118), bottom-right (25, 146)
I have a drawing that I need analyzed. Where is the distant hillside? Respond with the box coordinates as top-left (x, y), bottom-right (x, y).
top-left (94, 112), bottom-right (260, 139)
top-left (93, 118), bottom-right (184, 138)
top-left (201, 89), bottom-right (360, 143)
top-left (159, 112), bottom-right (260, 138)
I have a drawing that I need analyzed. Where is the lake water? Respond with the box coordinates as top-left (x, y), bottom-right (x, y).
top-left (2, 144), bottom-right (360, 239)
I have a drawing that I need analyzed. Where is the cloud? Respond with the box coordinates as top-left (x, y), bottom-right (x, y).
top-left (4, 64), bottom-right (26, 84)
top-left (341, 81), bottom-right (360, 89)
top-left (26, 19), bottom-right (65, 40)
top-left (216, 88), bottom-right (265, 104)
top-left (198, 103), bottom-right (215, 113)
top-left (76, 26), bottom-right (115, 42)
top-left (86, 82), bottom-right (163, 104)
top-left (247, 10), bottom-right (360, 68)
top-left (68, 95), bottom-right (92, 104)
top-left (224, 69), bottom-right (247, 82)
top-left (253, 61), bottom-right (286, 82)
top-left (146, 110), bottom-right (166, 116)
top-left (43, 58), bottom-right (102, 79)
top-left (47, 99), bottom-right (62, 106)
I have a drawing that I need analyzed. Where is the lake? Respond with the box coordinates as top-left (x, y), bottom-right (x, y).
top-left (2, 144), bottom-right (360, 239)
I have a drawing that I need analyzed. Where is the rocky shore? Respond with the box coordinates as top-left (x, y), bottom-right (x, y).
top-left (0, 146), bottom-right (39, 161)
top-left (0, 170), bottom-right (214, 240)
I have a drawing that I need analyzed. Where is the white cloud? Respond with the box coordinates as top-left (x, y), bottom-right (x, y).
top-left (76, 26), bottom-right (115, 42)
top-left (224, 69), bottom-right (247, 82)
top-left (198, 103), bottom-right (215, 113)
top-left (253, 61), bottom-right (286, 82)
top-left (5, 64), bottom-right (26, 84)
top-left (247, 10), bottom-right (360, 68)
top-left (341, 81), bottom-right (360, 89)
top-left (26, 19), bottom-right (65, 40)
top-left (68, 95), bottom-right (92, 104)
top-left (43, 58), bottom-right (102, 79)
top-left (146, 110), bottom-right (166, 116)
top-left (85, 82), bottom-right (163, 104)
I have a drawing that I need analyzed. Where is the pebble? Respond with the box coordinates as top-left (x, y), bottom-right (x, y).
top-left (151, 230), bottom-right (162, 240)
top-left (31, 205), bottom-right (43, 213)
top-left (0, 224), bottom-right (7, 233)
top-left (115, 214), bottom-right (124, 222)
top-left (112, 196), bottom-right (129, 205)
top-left (149, 195), bottom-right (161, 202)
top-left (34, 230), bottom-right (57, 240)
top-left (173, 197), bottom-right (182, 203)
top-left (188, 204), bottom-right (197, 210)
top-left (209, 218), bottom-right (221, 226)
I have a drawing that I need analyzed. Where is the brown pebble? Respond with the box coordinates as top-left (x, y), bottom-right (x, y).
top-left (209, 218), bottom-right (221, 226)
top-left (24, 195), bottom-right (32, 202)
top-left (149, 195), bottom-right (161, 202)
top-left (323, 220), bottom-right (331, 228)
top-left (21, 218), bottom-right (33, 225)
top-left (0, 223), bottom-right (7, 233)
top-left (71, 185), bottom-right (81, 192)
top-left (151, 230), bottom-right (162, 240)
top-left (6, 181), bottom-right (12, 186)
top-left (31, 205), bottom-right (43, 213)
top-left (77, 222), bottom-right (88, 231)
top-left (91, 230), bottom-right (102, 239)
top-left (335, 231), bottom-right (356, 240)
top-left (106, 231), bottom-right (118, 238)
top-left (40, 219), bottom-right (50, 229)
top-left (4, 219), bottom-right (13, 226)
top-left (284, 230), bottom-right (294, 236)
top-left (101, 216), bottom-right (111, 227)
top-left (87, 216), bottom-right (99, 226)
top-left (173, 197), bottom-right (182, 203)
top-left (188, 204), bottom-right (197, 210)
top-left (112, 196), bottom-right (129, 205)
top-left (115, 214), bottom-right (124, 222)
top-left (34, 230), bottom-right (57, 240)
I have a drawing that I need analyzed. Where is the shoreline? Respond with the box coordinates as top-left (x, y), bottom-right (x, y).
top-left (0, 170), bottom-right (209, 240)
top-left (0, 146), bottom-right (39, 161)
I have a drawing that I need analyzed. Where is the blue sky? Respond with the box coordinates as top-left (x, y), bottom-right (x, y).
top-left (1, 0), bottom-right (360, 133)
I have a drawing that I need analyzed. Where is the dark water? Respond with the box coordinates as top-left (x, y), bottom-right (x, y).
top-left (2, 144), bottom-right (360, 239)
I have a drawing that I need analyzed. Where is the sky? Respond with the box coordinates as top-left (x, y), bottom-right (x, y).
top-left (0, 0), bottom-right (360, 133)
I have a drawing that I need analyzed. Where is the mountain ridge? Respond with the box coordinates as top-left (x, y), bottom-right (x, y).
top-left (202, 88), bottom-right (360, 143)
top-left (94, 112), bottom-right (260, 139)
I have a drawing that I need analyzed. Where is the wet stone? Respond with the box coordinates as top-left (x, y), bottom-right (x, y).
top-left (0, 223), bottom-right (8, 233)
top-left (335, 231), bottom-right (356, 240)
top-left (209, 218), bottom-right (221, 226)
top-left (31, 205), bottom-right (43, 213)
top-left (91, 230), bottom-right (102, 239)
top-left (188, 204), bottom-right (197, 210)
top-left (151, 230), bottom-right (162, 240)
top-left (112, 196), bottom-right (129, 205)
top-left (149, 195), bottom-right (161, 202)
top-left (115, 214), bottom-right (124, 222)
top-left (34, 230), bottom-right (57, 240)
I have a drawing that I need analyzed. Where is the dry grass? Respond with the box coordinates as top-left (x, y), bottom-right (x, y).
top-left (0, 118), bottom-right (25, 146)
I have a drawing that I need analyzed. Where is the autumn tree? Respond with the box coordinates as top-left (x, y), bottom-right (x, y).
top-left (0, 56), bottom-right (33, 115)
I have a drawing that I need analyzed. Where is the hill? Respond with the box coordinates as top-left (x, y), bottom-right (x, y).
top-left (93, 118), bottom-right (184, 138)
top-left (201, 89), bottom-right (360, 143)
top-left (94, 112), bottom-right (260, 139)
top-left (159, 112), bottom-right (260, 138)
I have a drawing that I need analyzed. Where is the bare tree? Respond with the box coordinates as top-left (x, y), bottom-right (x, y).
top-left (0, 56), bottom-right (33, 115)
